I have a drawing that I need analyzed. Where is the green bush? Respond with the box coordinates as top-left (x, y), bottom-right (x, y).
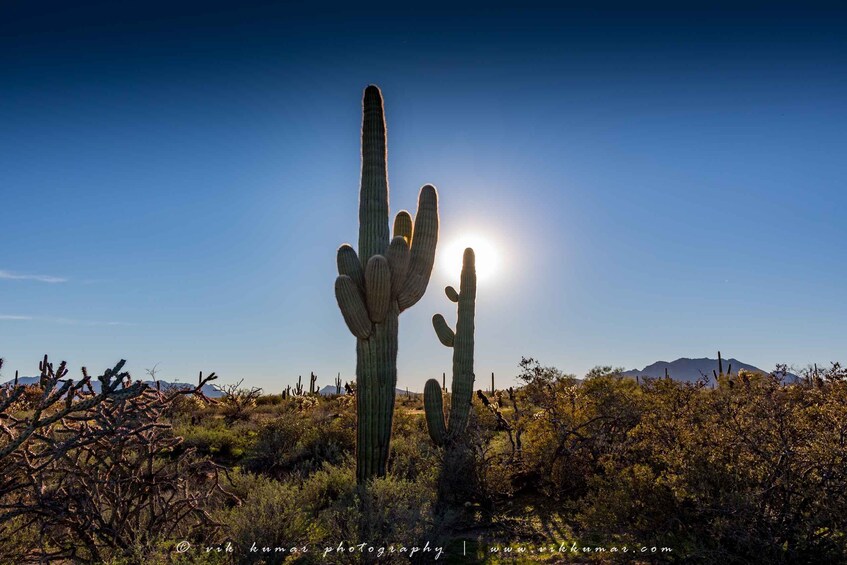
top-left (222, 461), bottom-right (437, 564)
top-left (221, 471), bottom-right (313, 564)
top-left (243, 401), bottom-right (355, 479)
top-left (387, 410), bottom-right (439, 482)
top-left (177, 421), bottom-right (255, 461)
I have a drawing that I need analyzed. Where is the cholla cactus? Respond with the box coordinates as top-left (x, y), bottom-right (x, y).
top-left (424, 248), bottom-right (476, 446)
top-left (335, 85), bottom-right (439, 484)
top-left (0, 356), bottom-right (228, 561)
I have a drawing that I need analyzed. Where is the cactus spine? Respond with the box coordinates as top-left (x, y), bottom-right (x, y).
top-left (335, 85), bottom-right (439, 484)
top-left (424, 248), bottom-right (476, 446)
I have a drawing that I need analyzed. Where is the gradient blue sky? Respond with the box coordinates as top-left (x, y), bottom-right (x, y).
top-left (2, 1), bottom-right (845, 390)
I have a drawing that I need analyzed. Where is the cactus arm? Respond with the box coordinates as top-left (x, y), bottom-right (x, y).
top-left (445, 286), bottom-right (459, 303)
top-left (359, 85), bottom-right (390, 266)
top-left (393, 210), bottom-right (413, 242)
top-left (335, 275), bottom-right (373, 339)
top-left (424, 378), bottom-right (447, 446)
top-left (432, 314), bottom-right (455, 347)
top-left (397, 184), bottom-right (439, 311)
top-left (386, 236), bottom-right (410, 295)
top-left (364, 255), bottom-right (391, 323)
top-left (337, 244), bottom-right (365, 289)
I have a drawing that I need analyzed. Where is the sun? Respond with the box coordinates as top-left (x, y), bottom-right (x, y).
top-left (440, 233), bottom-right (501, 283)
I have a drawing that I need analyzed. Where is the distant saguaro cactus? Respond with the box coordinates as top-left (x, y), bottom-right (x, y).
top-left (335, 85), bottom-right (439, 484)
top-left (424, 248), bottom-right (476, 446)
top-left (713, 350), bottom-right (732, 380)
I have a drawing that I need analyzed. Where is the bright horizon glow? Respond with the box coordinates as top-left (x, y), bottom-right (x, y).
top-left (440, 233), bottom-right (501, 284)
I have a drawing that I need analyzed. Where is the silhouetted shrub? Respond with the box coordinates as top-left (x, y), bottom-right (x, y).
top-left (0, 356), bottom-right (232, 563)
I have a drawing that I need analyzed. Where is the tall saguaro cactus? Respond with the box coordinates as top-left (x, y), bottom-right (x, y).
top-left (424, 248), bottom-right (476, 446)
top-left (335, 85), bottom-right (439, 484)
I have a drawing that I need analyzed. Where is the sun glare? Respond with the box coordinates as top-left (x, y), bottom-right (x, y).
top-left (440, 233), bottom-right (501, 283)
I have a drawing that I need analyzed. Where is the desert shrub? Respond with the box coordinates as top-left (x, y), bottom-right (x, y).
top-left (519, 366), bottom-right (643, 500)
top-left (387, 410), bottom-right (439, 482)
top-left (105, 548), bottom-right (232, 565)
top-left (222, 471), bottom-right (313, 564)
top-left (217, 379), bottom-right (263, 424)
top-left (17, 384), bottom-right (45, 410)
top-left (157, 381), bottom-right (217, 423)
top-left (355, 474), bottom-right (437, 556)
top-left (310, 465), bottom-right (437, 564)
top-left (178, 421), bottom-right (256, 461)
top-left (572, 374), bottom-right (847, 563)
top-left (440, 403), bottom-right (501, 506)
top-left (223, 461), bottom-right (436, 565)
top-left (243, 400), bottom-right (355, 479)
top-left (470, 403), bottom-right (516, 502)
top-left (255, 394), bottom-right (284, 406)
top-left (396, 393), bottom-right (423, 410)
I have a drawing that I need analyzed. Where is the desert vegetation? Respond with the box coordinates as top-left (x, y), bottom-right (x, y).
top-left (2, 356), bottom-right (846, 563)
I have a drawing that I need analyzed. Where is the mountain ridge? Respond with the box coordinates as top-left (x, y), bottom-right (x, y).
top-left (2, 375), bottom-right (224, 398)
top-left (622, 357), bottom-right (798, 383)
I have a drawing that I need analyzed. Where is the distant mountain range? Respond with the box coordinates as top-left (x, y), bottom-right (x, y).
top-left (2, 375), bottom-right (425, 400)
top-left (9, 358), bottom-right (799, 398)
top-left (2, 376), bottom-right (224, 398)
top-left (622, 357), bottom-right (799, 383)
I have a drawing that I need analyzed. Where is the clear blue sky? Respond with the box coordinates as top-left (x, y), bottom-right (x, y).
top-left (2, 1), bottom-right (845, 390)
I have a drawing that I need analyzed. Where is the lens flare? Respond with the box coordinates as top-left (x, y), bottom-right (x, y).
top-left (440, 233), bottom-right (500, 283)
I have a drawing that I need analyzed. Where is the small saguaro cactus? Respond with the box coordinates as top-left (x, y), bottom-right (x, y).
top-left (335, 373), bottom-right (343, 395)
top-left (424, 248), bottom-right (477, 446)
top-left (309, 372), bottom-right (318, 395)
top-left (335, 85), bottom-right (439, 484)
top-left (713, 351), bottom-right (732, 380)
top-left (294, 376), bottom-right (303, 396)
